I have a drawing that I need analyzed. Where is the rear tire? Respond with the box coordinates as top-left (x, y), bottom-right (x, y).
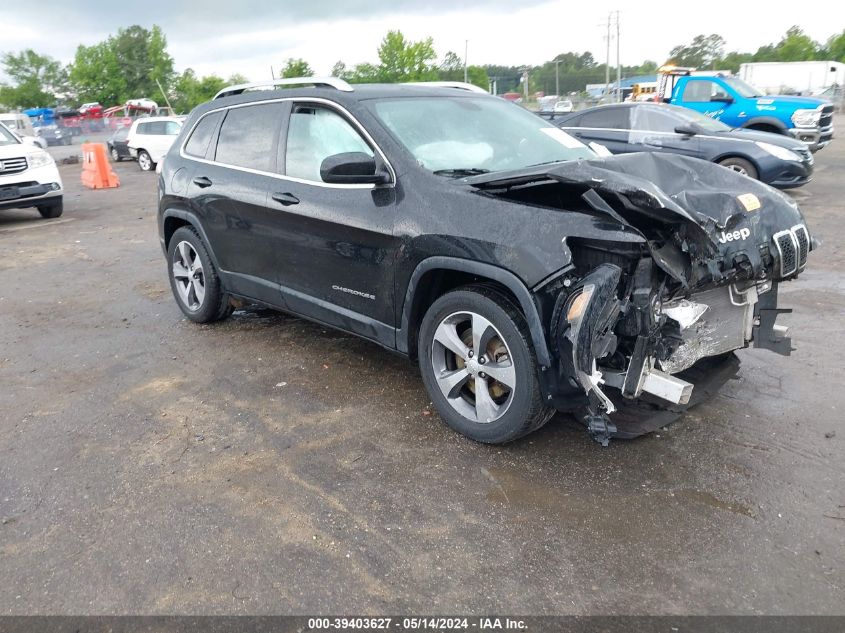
top-left (718, 156), bottom-right (758, 180)
top-left (38, 199), bottom-right (63, 219)
top-left (110, 146), bottom-right (122, 162)
top-left (167, 226), bottom-right (233, 323)
top-left (418, 286), bottom-right (554, 444)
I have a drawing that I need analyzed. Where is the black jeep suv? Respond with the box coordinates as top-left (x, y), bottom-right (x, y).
top-left (157, 78), bottom-right (812, 445)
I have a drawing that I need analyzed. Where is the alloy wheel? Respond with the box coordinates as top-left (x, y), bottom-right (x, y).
top-left (430, 311), bottom-right (516, 424)
top-left (171, 241), bottom-right (205, 311)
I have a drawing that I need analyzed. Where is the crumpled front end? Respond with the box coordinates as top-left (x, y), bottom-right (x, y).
top-left (469, 152), bottom-right (813, 444)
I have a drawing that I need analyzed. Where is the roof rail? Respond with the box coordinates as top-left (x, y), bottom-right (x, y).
top-left (214, 76), bottom-right (354, 100)
top-left (402, 81), bottom-right (489, 94)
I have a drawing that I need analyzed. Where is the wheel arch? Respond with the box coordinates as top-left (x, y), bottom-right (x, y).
top-left (713, 152), bottom-right (761, 176)
top-left (740, 117), bottom-right (787, 134)
top-left (161, 209), bottom-right (221, 271)
top-left (398, 256), bottom-right (552, 367)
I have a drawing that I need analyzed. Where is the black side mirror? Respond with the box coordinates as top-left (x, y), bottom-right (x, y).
top-left (320, 152), bottom-right (389, 185)
top-left (674, 123), bottom-right (701, 136)
top-left (710, 95), bottom-right (734, 104)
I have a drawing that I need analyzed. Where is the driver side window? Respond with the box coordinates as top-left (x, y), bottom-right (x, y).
top-left (683, 80), bottom-right (729, 102)
top-left (285, 105), bottom-right (373, 183)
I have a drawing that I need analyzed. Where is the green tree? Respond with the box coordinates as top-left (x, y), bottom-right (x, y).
top-left (440, 51), bottom-right (463, 74)
top-left (668, 34), bottom-right (726, 68)
top-left (227, 73), bottom-right (250, 86)
top-left (0, 49), bottom-right (67, 108)
top-left (280, 58), bottom-right (313, 78)
top-left (171, 69), bottom-right (227, 113)
top-left (347, 63), bottom-right (380, 83)
top-left (331, 61), bottom-right (348, 79)
top-left (825, 30), bottom-right (845, 62)
top-left (775, 26), bottom-right (820, 61)
top-left (376, 30), bottom-right (437, 82)
top-left (69, 24), bottom-right (174, 105)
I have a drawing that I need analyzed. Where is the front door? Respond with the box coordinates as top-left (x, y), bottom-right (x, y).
top-left (628, 107), bottom-right (701, 158)
top-left (677, 78), bottom-right (737, 121)
top-left (270, 101), bottom-right (399, 342)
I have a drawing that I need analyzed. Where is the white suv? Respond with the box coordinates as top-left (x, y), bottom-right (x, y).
top-left (0, 122), bottom-right (63, 218)
top-left (126, 116), bottom-right (184, 171)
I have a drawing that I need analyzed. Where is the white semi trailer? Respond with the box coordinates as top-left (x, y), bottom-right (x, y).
top-left (739, 61), bottom-right (845, 96)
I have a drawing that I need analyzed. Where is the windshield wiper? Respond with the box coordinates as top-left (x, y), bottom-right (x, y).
top-left (432, 168), bottom-right (490, 177)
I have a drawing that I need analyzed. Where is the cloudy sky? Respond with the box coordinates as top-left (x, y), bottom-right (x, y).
top-left (2, 0), bottom-right (844, 82)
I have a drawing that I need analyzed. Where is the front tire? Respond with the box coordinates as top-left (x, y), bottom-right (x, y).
top-left (418, 286), bottom-right (554, 444)
top-left (167, 226), bottom-right (233, 323)
top-left (110, 146), bottom-right (122, 162)
top-left (38, 199), bottom-right (63, 218)
top-left (718, 156), bottom-right (758, 180)
top-left (137, 150), bottom-right (154, 172)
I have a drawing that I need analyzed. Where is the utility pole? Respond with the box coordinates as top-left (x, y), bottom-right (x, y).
top-left (555, 59), bottom-right (561, 97)
top-left (604, 12), bottom-right (611, 99)
top-left (464, 40), bottom-right (468, 84)
top-left (616, 11), bottom-right (621, 102)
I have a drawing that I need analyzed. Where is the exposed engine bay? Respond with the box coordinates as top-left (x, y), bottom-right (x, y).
top-left (469, 152), bottom-right (813, 445)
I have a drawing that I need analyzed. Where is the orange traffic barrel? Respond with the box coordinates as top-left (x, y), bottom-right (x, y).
top-left (81, 143), bottom-right (120, 189)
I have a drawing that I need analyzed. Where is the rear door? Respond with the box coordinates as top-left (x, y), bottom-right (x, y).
top-left (186, 102), bottom-right (289, 304)
top-left (270, 101), bottom-right (399, 339)
top-left (559, 107), bottom-right (631, 154)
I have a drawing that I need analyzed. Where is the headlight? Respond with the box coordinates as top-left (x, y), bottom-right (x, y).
top-left (791, 108), bottom-right (820, 128)
top-left (28, 150), bottom-right (55, 169)
top-left (755, 141), bottom-right (802, 162)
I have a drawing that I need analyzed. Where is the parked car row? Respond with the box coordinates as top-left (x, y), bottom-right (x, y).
top-left (551, 102), bottom-right (815, 188)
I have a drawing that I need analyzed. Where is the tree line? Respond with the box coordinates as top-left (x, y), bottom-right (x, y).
top-left (2, 24), bottom-right (844, 112)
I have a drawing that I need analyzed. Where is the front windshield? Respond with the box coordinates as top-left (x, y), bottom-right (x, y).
top-left (0, 123), bottom-right (20, 146)
top-left (370, 96), bottom-right (594, 174)
top-left (724, 77), bottom-right (763, 98)
top-left (669, 105), bottom-right (732, 132)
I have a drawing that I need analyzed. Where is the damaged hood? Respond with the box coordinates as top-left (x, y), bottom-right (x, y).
top-left (467, 152), bottom-right (809, 282)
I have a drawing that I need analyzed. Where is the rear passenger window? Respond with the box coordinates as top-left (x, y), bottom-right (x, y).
top-left (285, 105), bottom-right (373, 182)
top-left (578, 108), bottom-right (629, 129)
top-left (185, 112), bottom-right (222, 158)
top-left (215, 103), bottom-right (283, 172)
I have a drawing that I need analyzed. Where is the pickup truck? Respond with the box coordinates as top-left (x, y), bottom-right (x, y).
top-left (665, 73), bottom-right (834, 151)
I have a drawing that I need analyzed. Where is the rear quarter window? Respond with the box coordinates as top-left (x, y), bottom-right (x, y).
top-left (578, 108), bottom-right (629, 129)
top-left (214, 103), bottom-right (284, 172)
top-left (184, 111), bottom-right (223, 158)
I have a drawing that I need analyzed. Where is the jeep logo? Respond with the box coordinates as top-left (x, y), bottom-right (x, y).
top-left (718, 228), bottom-right (751, 244)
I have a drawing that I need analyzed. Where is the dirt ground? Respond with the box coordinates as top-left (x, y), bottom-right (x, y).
top-left (0, 123), bottom-right (843, 615)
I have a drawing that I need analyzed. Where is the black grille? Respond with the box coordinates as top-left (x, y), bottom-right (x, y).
top-left (775, 232), bottom-right (797, 276)
top-left (0, 157), bottom-right (27, 175)
top-left (794, 226), bottom-right (809, 268)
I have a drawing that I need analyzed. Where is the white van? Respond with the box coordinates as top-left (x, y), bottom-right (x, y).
top-left (0, 113), bottom-right (46, 148)
top-left (126, 116), bottom-right (184, 171)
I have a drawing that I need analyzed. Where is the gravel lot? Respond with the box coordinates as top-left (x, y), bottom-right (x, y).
top-left (0, 122), bottom-right (843, 615)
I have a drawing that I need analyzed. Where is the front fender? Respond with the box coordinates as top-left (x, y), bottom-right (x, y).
top-left (397, 256), bottom-right (553, 368)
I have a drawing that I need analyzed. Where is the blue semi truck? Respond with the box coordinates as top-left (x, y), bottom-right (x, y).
top-left (657, 67), bottom-right (834, 152)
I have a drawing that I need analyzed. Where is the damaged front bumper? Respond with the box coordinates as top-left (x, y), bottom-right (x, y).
top-left (548, 265), bottom-right (794, 445)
